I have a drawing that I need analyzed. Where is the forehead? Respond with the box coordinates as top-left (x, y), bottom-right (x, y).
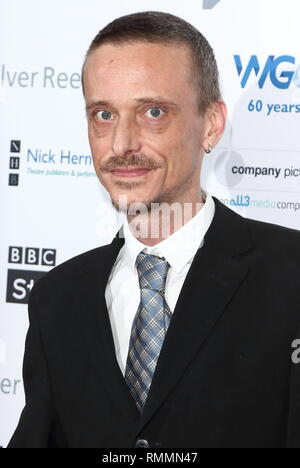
top-left (83, 41), bottom-right (194, 105)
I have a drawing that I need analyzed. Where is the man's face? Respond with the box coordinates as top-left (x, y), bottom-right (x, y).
top-left (83, 41), bottom-right (209, 211)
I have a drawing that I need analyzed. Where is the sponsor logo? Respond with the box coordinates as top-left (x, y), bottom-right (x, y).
top-left (9, 157), bottom-right (20, 170)
top-left (203, 0), bottom-right (220, 8)
top-left (234, 55), bottom-right (300, 89)
top-left (1, 65), bottom-right (80, 89)
top-left (9, 139), bottom-right (21, 186)
top-left (10, 140), bottom-right (21, 153)
top-left (27, 148), bottom-right (92, 166)
top-left (0, 377), bottom-right (22, 395)
top-left (8, 247), bottom-right (56, 266)
top-left (6, 269), bottom-right (47, 304)
top-left (8, 174), bottom-right (19, 186)
top-left (6, 247), bottom-right (56, 304)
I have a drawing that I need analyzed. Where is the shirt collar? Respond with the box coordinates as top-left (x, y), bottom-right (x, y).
top-left (121, 190), bottom-right (215, 275)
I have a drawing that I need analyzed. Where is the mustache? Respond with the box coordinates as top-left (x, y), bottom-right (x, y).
top-left (99, 154), bottom-right (162, 172)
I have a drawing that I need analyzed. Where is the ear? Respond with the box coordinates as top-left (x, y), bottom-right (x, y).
top-left (202, 100), bottom-right (227, 153)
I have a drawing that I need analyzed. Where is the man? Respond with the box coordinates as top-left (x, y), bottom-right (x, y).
top-left (8, 11), bottom-right (300, 448)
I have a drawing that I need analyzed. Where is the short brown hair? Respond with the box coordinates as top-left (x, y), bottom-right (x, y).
top-left (82, 10), bottom-right (221, 113)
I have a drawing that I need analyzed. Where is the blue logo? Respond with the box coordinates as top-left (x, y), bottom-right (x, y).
top-left (234, 55), bottom-right (296, 89)
top-left (203, 0), bottom-right (220, 8)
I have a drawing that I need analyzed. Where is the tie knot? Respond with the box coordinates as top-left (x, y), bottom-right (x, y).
top-left (136, 249), bottom-right (170, 293)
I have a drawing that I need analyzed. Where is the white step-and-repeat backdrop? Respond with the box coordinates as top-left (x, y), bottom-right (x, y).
top-left (1, 0), bottom-right (300, 447)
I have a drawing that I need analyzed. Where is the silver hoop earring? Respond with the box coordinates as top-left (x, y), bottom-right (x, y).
top-left (205, 144), bottom-right (212, 154)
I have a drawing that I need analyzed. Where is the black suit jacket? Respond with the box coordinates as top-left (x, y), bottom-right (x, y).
top-left (7, 197), bottom-right (300, 448)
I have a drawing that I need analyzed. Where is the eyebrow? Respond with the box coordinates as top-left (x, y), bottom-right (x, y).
top-left (85, 96), bottom-right (181, 113)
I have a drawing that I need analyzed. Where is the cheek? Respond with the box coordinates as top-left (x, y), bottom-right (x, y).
top-left (88, 121), bottom-right (100, 145)
top-left (88, 125), bottom-right (110, 159)
top-left (175, 123), bottom-right (201, 166)
top-left (163, 144), bottom-right (198, 189)
top-left (87, 124), bottom-right (96, 149)
top-left (165, 134), bottom-right (195, 174)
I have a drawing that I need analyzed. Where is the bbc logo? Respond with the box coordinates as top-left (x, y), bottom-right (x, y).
top-left (8, 247), bottom-right (56, 266)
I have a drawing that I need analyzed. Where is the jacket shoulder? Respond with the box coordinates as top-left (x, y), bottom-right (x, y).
top-left (30, 243), bottom-right (111, 298)
top-left (213, 197), bottom-right (300, 263)
top-left (245, 215), bottom-right (300, 262)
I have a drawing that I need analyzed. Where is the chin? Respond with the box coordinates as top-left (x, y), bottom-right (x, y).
top-left (111, 192), bottom-right (155, 214)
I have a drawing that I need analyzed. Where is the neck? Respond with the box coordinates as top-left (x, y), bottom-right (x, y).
top-left (126, 190), bottom-right (205, 247)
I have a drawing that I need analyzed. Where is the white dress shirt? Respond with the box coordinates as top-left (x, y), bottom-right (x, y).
top-left (105, 191), bottom-right (215, 376)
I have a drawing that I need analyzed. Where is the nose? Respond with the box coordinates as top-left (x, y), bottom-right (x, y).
top-left (112, 115), bottom-right (141, 157)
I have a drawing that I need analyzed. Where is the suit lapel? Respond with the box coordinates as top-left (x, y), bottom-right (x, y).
top-left (80, 231), bottom-right (141, 421)
top-left (80, 198), bottom-right (254, 434)
top-left (137, 198), bottom-right (254, 432)
top-left (137, 237), bottom-right (250, 431)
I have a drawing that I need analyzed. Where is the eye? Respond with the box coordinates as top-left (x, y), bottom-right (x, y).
top-left (95, 110), bottom-right (113, 121)
top-left (145, 107), bottom-right (165, 119)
